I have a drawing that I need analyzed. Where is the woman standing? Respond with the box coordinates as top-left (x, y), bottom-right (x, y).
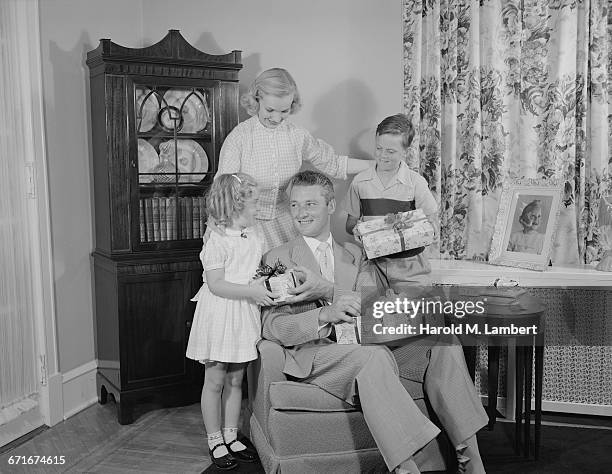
top-left (216, 68), bottom-right (372, 251)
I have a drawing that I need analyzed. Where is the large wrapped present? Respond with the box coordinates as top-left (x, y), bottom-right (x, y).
top-left (253, 259), bottom-right (297, 303)
top-left (354, 209), bottom-right (435, 259)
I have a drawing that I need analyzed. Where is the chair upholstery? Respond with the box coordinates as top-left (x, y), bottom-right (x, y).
top-left (248, 339), bottom-right (452, 473)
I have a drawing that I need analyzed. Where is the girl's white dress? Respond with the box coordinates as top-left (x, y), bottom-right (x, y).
top-left (186, 227), bottom-right (264, 363)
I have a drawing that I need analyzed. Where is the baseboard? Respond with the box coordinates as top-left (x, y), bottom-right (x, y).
top-left (62, 360), bottom-right (98, 420)
top-left (481, 395), bottom-right (612, 418)
top-left (540, 401), bottom-right (612, 417)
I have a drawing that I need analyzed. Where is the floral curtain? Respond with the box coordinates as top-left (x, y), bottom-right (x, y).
top-left (403, 0), bottom-right (612, 263)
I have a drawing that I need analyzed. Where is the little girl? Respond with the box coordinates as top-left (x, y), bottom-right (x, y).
top-left (186, 172), bottom-right (275, 470)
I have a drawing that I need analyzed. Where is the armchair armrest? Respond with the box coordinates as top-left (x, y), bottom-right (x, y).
top-left (249, 339), bottom-right (288, 436)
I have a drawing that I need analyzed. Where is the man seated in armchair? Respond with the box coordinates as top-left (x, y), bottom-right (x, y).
top-left (261, 170), bottom-right (488, 474)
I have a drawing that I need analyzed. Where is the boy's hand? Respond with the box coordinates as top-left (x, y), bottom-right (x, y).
top-left (248, 277), bottom-right (278, 306)
top-left (352, 218), bottom-right (363, 243)
top-left (425, 214), bottom-right (439, 241)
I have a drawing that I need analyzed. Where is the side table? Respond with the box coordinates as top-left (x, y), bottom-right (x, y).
top-left (461, 293), bottom-right (545, 459)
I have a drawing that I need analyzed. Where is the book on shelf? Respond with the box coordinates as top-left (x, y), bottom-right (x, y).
top-left (199, 196), bottom-right (207, 238)
top-left (167, 197), bottom-right (176, 240)
top-left (185, 197), bottom-right (193, 239)
top-left (139, 199), bottom-right (146, 242)
top-left (152, 197), bottom-right (160, 241)
top-left (144, 198), bottom-right (154, 242)
top-left (192, 196), bottom-right (200, 239)
top-left (179, 198), bottom-right (187, 240)
top-left (159, 198), bottom-right (167, 241)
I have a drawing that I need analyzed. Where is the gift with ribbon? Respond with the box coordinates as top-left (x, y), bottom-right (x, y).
top-left (253, 259), bottom-right (297, 303)
top-left (354, 209), bottom-right (435, 259)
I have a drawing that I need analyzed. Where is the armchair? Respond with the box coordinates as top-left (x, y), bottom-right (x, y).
top-left (248, 339), bottom-right (453, 473)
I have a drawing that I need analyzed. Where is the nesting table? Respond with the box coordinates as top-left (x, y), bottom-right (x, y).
top-left (462, 293), bottom-right (546, 459)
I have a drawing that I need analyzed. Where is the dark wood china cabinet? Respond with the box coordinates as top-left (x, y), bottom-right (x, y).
top-left (86, 30), bottom-right (242, 424)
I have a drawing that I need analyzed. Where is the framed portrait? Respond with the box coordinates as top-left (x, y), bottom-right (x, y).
top-left (489, 180), bottom-right (564, 271)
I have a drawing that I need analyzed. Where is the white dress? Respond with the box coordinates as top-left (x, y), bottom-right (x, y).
top-left (186, 227), bottom-right (263, 363)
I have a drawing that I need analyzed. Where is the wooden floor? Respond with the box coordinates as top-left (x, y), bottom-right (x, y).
top-left (2, 400), bottom-right (612, 473)
top-left (0, 403), bottom-right (218, 473)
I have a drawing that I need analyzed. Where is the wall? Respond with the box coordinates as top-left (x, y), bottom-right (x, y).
top-left (38, 0), bottom-right (402, 393)
top-left (140, 0), bottom-right (404, 237)
top-left (39, 0), bottom-right (144, 371)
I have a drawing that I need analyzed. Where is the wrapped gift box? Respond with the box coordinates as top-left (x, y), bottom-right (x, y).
top-left (254, 259), bottom-right (298, 303)
top-left (355, 209), bottom-right (435, 259)
top-left (265, 269), bottom-right (297, 303)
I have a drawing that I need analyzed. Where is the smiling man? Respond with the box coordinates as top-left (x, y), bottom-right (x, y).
top-left (260, 170), bottom-right (488, 474)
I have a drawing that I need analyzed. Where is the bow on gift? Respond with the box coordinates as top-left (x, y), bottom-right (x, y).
top-left (383, 212), bottom-right (417, 230)
top-left (355, 211), bottom-right (431, 254)
top-left (253, 259), bottom-right (288, 280)
top-left (357, 212), bottom-right (427, 237)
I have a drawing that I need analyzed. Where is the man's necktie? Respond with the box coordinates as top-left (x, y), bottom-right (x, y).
top-left (315, 241), bottom-right (337, 341)
top-left (316, 241), bottom-right (334, 282)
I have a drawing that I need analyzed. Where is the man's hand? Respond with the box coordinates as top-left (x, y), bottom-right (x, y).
top-left (286, 265), bottom-right (333, 303)
top-left (318, 294), bottom-right (361, 324)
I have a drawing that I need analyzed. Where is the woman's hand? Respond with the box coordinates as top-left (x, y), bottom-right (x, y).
top-left (248, 277), bottom-right (278, 306)
top-left (207, 218), bottom-right (226, 236)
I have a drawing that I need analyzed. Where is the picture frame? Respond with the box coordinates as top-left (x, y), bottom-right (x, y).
top-left (489, 179), bottom-right (564, 271)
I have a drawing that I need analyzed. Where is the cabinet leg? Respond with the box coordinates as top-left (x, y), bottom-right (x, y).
top-left (99, 384), bottom-right (108, 405)
top-left (117, 399), bottom-right (134, 425)
top-left (487, 345), bottom-right (500, 430)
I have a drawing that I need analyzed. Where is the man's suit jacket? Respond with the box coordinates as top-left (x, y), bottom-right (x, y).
top-left (261, 236), bottom-right (370, 379)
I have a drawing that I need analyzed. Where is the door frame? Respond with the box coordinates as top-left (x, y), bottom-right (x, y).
top-left (17, 0), bottom-right (62, 429)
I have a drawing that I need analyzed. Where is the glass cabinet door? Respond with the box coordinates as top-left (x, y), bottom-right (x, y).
top-left (133, 82), bottom-right (215, 246)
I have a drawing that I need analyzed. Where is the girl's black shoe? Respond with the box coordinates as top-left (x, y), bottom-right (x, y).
top-left (227, 439), bottom-right (257, 463)
top-left (208, 443), bottom-right (238, 470)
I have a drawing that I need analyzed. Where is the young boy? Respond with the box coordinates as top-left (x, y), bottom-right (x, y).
top-left (344, 114), bottom-right (438, 290)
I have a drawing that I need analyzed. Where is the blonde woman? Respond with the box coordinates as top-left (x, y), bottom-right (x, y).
top-left (215, 68), bottom-right (372, 252)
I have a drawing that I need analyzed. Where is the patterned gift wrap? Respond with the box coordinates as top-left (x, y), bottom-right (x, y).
top-left (355, 209), bottom-right (435, 259)
top-left (265, 270), bottom-right (297, 303)
top-left (254, 259), bottom-right (297, 303)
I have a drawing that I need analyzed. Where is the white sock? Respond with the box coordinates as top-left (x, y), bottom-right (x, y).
top-left (207, 430), bottom-right (228, 457)
top-left (223, 427), bottom-right (246, 451)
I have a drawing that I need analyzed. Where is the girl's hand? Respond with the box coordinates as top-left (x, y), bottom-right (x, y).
top-left (248, 277), bottom-right (278, 306)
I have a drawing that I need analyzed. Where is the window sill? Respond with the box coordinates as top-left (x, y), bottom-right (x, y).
top-left (429, 259), bottom-right (612, 287)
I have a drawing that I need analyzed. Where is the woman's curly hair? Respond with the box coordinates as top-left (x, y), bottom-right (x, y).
top-left (240, 68), bottom-right (302, 116)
